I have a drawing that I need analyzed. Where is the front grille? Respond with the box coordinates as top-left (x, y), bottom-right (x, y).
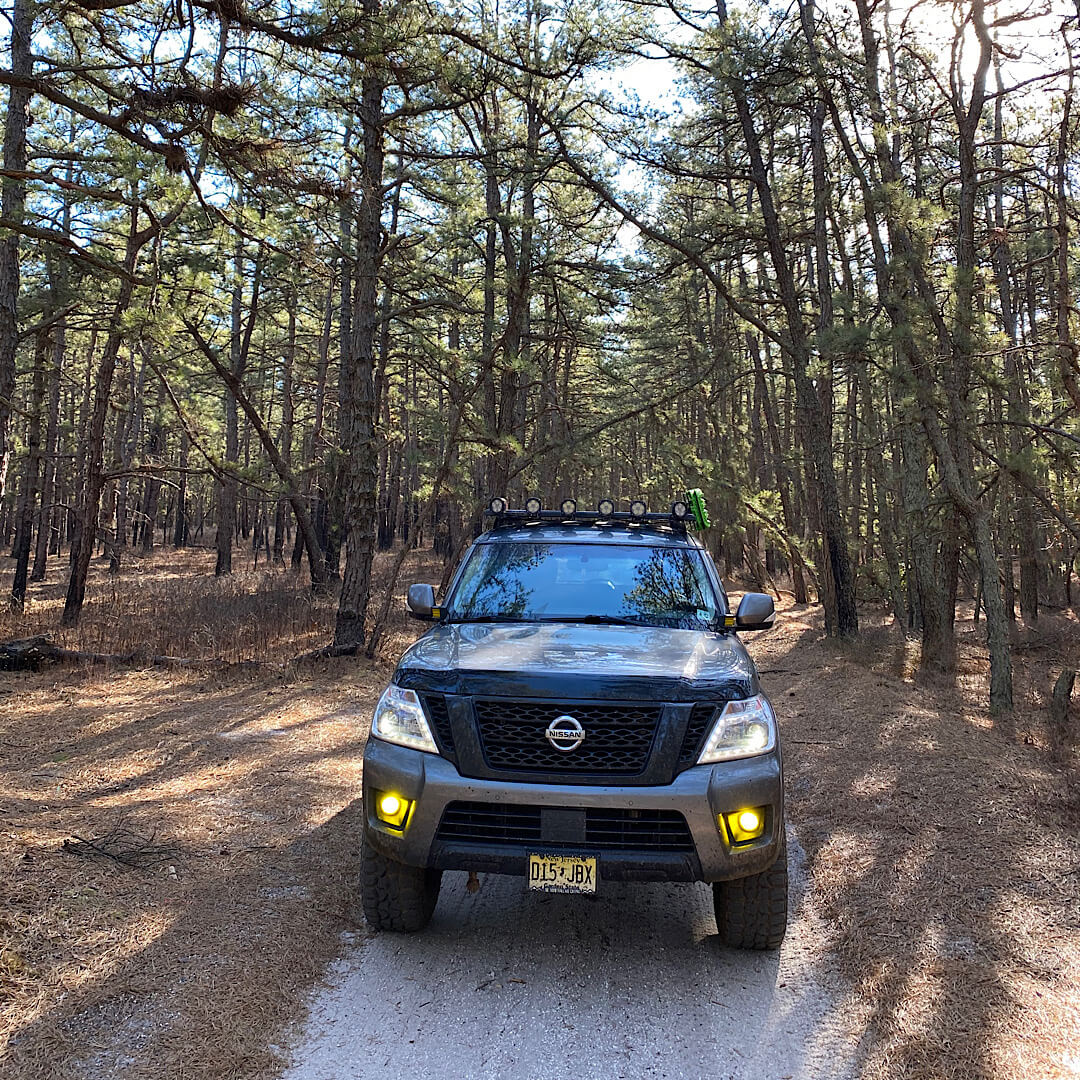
top-left (679, 703), bottom-right (716, 768)
top-left (473, 699), bottom-right (660, 775)
top-left (422, 694), bottom-right (455, 758)
top-left (583, 807), bottom-right (695, 851)
top-left (437, 802), bottom-right (542, 844)
top-left (436, 802), bottom-right (694, 852)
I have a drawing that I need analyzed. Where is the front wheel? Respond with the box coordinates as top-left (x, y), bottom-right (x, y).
top-left (360, 830), bottom-right (442, 932)
top-left (712, 841), bottom-right (788, 950)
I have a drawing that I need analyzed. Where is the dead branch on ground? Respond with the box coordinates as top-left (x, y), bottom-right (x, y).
top-left (63, 819), bottom-right (181, 870)
top-left (0, 634), bottom-right (264, 671)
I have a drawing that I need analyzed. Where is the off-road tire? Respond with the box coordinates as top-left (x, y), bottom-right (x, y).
top-left (360, 835), bottom-right (442, 932)
top-left (713, 841), bottom-right (788, 950)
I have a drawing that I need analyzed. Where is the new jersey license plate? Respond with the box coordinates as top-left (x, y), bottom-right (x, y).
top-left (527, 853), bottom-right (597, 894)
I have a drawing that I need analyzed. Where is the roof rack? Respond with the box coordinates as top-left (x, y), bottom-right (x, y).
top-left (486, 508), bottom-right (689, 532)
top-left (483, 496), bottom-right (707, 534)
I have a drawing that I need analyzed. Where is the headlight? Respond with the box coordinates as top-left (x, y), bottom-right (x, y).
top-left (697, 694), bottom-right (776, 763)
top-left (371, 685), bottom-right (438, 754)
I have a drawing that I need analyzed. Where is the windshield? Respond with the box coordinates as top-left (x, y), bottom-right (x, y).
top-left (446, 542), bottom-right (723, 629)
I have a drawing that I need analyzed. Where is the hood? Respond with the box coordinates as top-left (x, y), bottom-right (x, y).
top-left (394, 621), bottom-right (758, 702)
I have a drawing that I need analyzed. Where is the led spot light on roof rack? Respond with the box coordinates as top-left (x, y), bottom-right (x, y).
top-left (480, 491), bottom-right (708, 532)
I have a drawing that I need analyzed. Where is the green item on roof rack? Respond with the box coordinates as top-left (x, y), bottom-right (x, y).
top-left (686, 488), bottom-right (710, 530)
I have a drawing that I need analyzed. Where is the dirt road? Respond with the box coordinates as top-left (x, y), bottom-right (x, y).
top-left (6, 564), bottom-right (1075, 1080)
top-left (283, 827), bottom-right (863, 1080)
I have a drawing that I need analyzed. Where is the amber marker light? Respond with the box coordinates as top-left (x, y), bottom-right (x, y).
top-left (375, 791), bottom-right (412, 829)
top-left (722, 806), bottom-right (767, 844)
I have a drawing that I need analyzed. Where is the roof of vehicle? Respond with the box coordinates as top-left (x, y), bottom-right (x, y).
top-left (475, 523), bottom-right (705, 548)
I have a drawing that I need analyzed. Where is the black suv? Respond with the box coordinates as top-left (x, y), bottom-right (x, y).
top-left (360, 501), bottom-right (786, 949)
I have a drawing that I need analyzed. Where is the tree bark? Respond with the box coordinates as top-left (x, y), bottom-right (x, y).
top-left (33, 269), bottom-right (67, 580)
top-left (62, 212), bottom-right (141, 627)
top-left (0, 0), bottom-right (32, 499)
top-left (1055, 81), bottom-right (1080, 412)
top-left (273, 286), bottom-right (296, 563)
top-left (334, 1), bottom-right (385, 648)
top-left (173, 429), bottom-right (189, 547)
top-left (216, 236), bottom-right (254, 575)
top-left (10, 328), bottom-right (46, 609)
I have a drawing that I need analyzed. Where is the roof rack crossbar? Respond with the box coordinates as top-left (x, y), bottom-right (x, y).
top-left (484, 508), bottom-right (689, 532)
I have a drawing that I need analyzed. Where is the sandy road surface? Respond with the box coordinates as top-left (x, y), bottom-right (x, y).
top-left (283, 828), bottom-right (864, 1080)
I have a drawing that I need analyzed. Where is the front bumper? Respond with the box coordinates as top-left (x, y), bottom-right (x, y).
top-left (362, 738), bottom-right (783, 883)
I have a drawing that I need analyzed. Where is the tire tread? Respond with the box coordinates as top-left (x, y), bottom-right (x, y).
top-left (361, 835), bottom-right (441, 932)
top-left (713, 842), bottom-right (788, 950)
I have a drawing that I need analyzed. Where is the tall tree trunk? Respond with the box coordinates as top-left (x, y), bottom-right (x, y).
top-left (140, 379), bottom-right (165, 554)
top-left (217, 238), bottom-right (244, 575)
top-left (293, 279), bottom-right (334, 569)
top-left (334, 3), bottom-right (385, 648)
top-left (480, 92), bottom-right (501, 499)
top-left (10, 327), bottom-right (46, 609)
top-left (62, 211), bottom-right (142, 627)
top-left (992, 60), bottom-right (1038, 621)
top-left (1055, 80), bottom-right (1080, 412)
top-left (273, 286), bottom-right (296, 563)
top-left (173, 429), bottom-right (189, 547)
top-left (69, 329), bottom-right (95, 555)
top-left (323, 127), bottom-right (354, 582)
top-left (0, 0), bottom-right (31, 499)
top-left (108, 348), bottom-right (138, 574)
top-left (375, 161), bottom-right (400, 551)
top-left (33, 261), bottom-right (68, 580)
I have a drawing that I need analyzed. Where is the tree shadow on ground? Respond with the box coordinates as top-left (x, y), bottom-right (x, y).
top-left (1, 659), bottom-right (378, 1080)
top-left (751, 607), bottom-right (1080, 1080)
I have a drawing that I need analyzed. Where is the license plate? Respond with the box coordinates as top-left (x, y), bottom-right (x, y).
top-left (527, 853), bottom-right (597, 894)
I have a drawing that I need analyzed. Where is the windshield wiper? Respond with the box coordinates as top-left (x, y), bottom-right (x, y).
top-left (536, 614), bottom-right (644, 626)
top-left (450, 613), bottom-right (643, 626)
top-left (553, 613), bottom-right (718, 629)
top-left (450, 613), bottom-right (529, 623)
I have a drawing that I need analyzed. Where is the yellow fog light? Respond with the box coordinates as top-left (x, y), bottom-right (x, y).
top-left (375, 791), bottom-right (412, 829)
top-left (722, 806), bottom-right (766, 845)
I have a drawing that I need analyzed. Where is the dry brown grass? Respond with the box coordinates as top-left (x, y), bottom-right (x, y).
top-left (750, 602), bottom-right (1080, 1080)
top-left (0, 545), bottom-right (438, 666)
top-left (0, 661), bottom-right (377, 1079)
top-left (0, 548), bottom-right (329, 664)
top-left (0, 543), bottom-right (442, 1080)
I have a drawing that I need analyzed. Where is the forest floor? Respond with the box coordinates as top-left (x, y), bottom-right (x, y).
top-left (0, 548), bottom-right (1078, 1079)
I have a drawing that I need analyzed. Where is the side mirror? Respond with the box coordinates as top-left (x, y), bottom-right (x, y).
top-left (406, 583), bottom-right (437, 620)
top-left (735, 592), bottom-right (775, 631)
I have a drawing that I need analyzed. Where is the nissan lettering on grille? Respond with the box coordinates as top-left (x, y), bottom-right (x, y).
top-left (545, 715), bottom-right (585, 752)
